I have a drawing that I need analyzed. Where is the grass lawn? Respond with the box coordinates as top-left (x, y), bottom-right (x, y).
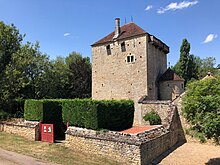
top-left (0, 132), bottom-right (122, 165)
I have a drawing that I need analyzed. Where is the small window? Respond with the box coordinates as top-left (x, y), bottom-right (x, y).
top-left (121, 42), bottom-right (126, 52)
top-left (181, 83), bottom-right (184, 89)
top-left (127, 55), bottom-right (135, 63)
top-left (106, 45), bottom-right (111, 55)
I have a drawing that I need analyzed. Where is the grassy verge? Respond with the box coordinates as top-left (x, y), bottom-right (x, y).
top-left (0, 132), bottom-right (122, 165)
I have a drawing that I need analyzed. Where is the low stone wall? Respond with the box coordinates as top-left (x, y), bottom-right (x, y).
top-left (65, 125), bottom-right (167, 165)
top-left (0, 120), bottom-right (38, 141)
top-left (65, 102), bottom-right (185, 165)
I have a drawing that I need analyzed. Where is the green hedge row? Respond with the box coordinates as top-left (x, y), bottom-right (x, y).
top-left (24, 99), bottom-right (134, 131)
top-left (24, 99), bottom-right (62, 124)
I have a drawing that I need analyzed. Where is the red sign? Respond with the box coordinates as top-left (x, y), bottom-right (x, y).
top-left (41, 124), bottom-right (54, 143)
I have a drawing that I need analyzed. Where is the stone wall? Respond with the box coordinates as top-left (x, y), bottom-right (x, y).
top-left (65, 103), bottom-right (185, 165)
top-left (159, 80), bottom-right (184, 100)
top-left (0, 120), bottom-right (38, 141)
top-left (147, 41), bottom-right (167, 100)
top-left (138, 100), bottom-right (171, 126)
top-left (92, 34), bottom-right (168, 125)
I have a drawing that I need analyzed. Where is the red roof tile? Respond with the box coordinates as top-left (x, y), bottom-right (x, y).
top-left (92, 22), bottom-right (147, 46)
top-left (120, 126), bottom-right (159, 134)
top-left (159, 68), bottom-right (184, 81)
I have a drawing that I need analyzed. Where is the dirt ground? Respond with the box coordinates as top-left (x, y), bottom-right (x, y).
top-left (158, 141), bottom-right (220, 165)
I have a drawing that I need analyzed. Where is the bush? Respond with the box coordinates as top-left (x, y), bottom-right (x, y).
top-left (0, 110), bottom-right (11, 120)
top-left (62, 99), bottom-right (134, 131)
top-left (143, 111), bottom-right (162, 125)
top-left (24, 99), bottom-right (64, 139)
top-left (24, 99), bottom-right (62, 123)
top-left (183, 76), bottom-right (220, 144)
top-left (24, 99), bottom-right (134, 131)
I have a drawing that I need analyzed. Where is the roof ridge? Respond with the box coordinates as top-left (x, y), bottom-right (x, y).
top-left (92, 22), bottom-right (147, 46)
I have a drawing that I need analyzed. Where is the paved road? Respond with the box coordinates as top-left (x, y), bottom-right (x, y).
top-left (0, 148), bottom-right (59, 165)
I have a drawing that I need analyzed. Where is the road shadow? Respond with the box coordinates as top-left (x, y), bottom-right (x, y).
top-left (152, 141), bottom-right (185, 165)
top-left (205, 158), bottom-right (220, 165)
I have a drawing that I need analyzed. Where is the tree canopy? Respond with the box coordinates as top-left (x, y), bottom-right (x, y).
top-left (0, 21), bottom-right (23, 74)
top-left (173, 38), bottom-right (217, 84)
top-left (0, 21), bottom-right (91, 117)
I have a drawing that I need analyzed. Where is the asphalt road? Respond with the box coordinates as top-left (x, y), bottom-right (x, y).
top-left (0, 148), bottom-right (59, 165)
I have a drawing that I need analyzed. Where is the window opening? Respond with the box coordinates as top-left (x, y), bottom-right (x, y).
top-left (121, 42), bottom-right (126, 52)
top-left (126, 55), bottom-right (135, 63)
top-left (106, 45), bottom-right (111, 55)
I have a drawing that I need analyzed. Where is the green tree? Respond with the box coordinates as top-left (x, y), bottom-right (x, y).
top-left (46, 56), bottom-right (69, 98)
top-left (183, 77), bottom-right (220, 144)
top-left (0, 42), bottom-right (51, 113)
top-left (187, 54), bottom-right (199, 80)
top-left (0, 21), bottom-right (23, 74)
top-left (199, 57), bottom-right (216, 78)
top-left (173, 39), bottom-right (191, 83)
top-left (66, 52), bottom-right (91, 98)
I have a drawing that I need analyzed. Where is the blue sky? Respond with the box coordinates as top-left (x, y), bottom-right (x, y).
top-left (0, 0), bottom-right (219, 66)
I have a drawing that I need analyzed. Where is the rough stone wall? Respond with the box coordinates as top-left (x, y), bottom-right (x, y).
top-left (65, 104), bottom-right (185, 165)
top-left (92, 35), bottom-right (168, 125)
top-left (147, 43), bottom-right (167, 100)
top-left (159, 80), bottom-right (184, 100)
top-left (0, 121), bottom-right (38, 141)
top-left (65, 125), bottom-right (167, 165)
top-left (92, 35), bottom-right (148, 102)
top-left (138, 100), bottom-right (171, 126)
top-left (92, 35), bottom-right (148, 125)
top-left (65, 135), bottom-right (140, 164)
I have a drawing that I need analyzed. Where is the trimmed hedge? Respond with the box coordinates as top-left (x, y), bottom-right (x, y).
top-left (24, 99), bottom-right (62, 124)
top-left (62, 99), bottom-right (134, 131)
top-left (24, 99), bottom-right (64, 139)
top-left (24, 99), bottom-right (134, 131)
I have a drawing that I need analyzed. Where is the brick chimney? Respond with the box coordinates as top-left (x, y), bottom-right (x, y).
top-left (113, 18), bottom-right (120, 39)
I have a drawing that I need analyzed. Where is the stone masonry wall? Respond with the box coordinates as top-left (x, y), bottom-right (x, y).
top-left (139, 100), bottom-right (172, 126)
top-left (147, 42), bottom-right (167, 100)
top-left (65, 102), bottom-right (185, 165)
top-left (92, 35), bottom-right (149, 126)
top-left (159, 80), bottom-right (184, 100)
top-left (65, 125), bottom-right (167, 165)
top-left (0, 121), bottom-right (38, 141)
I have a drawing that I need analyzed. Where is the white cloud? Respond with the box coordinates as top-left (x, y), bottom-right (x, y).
top-left (145, 5), bottom-right (153, 11)
top-left (157, 1), bottom-right (198, 14)
top-left (64, 33), bottom-right (71, 37)
top-left (203, 34), bottom-right (218, 43)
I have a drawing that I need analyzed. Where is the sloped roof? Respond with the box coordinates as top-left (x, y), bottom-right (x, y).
top-left (92, 22), bottom-right (147, 46)
top-left (202, 72), bottom-right (215, 80)
top-left (159, 68), bottom-right (184, 81)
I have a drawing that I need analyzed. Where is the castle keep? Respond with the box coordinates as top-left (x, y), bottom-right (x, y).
top-left (91, 18), bottom-right (184, 125)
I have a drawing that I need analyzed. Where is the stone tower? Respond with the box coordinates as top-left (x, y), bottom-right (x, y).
top-left (91, 18), bottom-right (170, 124)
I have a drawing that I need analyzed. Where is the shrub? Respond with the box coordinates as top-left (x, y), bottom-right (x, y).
top-left (0, 110), bottom-right (11, 120)
top-left (24, 99), bottom-right (62, 123)
top-left (143, 111), bottom-right (162, 125)
top-left (24, 99), bottom-right (64, 139)
top-left (62, 99), bottom-right (134, 130)
top-left (62, 99), bottom-right (134, 131)
top-left (24, 99), bottom-right (134, 131)
top-left (182, 76), bottom-right (220, 144)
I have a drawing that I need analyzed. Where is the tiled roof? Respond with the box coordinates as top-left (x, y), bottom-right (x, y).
top-left (92, 22), bottom-right (147, 46)
top-left (159, 68), bottom-right (184, 81)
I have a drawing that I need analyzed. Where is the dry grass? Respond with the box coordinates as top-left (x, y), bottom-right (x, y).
top-left (0, 132), bottom-right (122, 165)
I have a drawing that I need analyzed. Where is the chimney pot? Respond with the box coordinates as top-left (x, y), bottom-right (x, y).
top-left (113, 18), bottom-right (120, 39)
